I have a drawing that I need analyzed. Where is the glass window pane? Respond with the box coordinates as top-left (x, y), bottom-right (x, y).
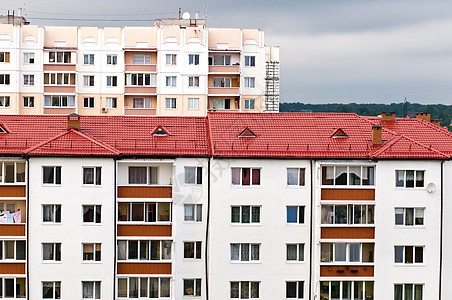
top-left (286, 282), bottom-right (297, 298)
top-left (231, 207), bottom-right (240, 223)
top-left (287, 207), bottom-right (297, 223)
top-left (158, 202), bottom-right (170, 222)
top-left (395, 246), bottom-right (403, 263)
top-left (242, 206), bottom-right (250, 223)
top-left (349, 243), bottom-right (360, 262)
top-left (287, 244), bottom-right (297, 261)
top-left (231, 244), bottom-right (239, 260)
top-left (335, 243), bottom-right (346, 262)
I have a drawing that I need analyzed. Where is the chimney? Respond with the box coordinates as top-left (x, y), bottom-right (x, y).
top-left (67, 113), bottom-right (81, 130)
top-left (416, 113), bottom-right (431, 122)
top-left (431, 119), bottom-right (441, 127)
top-left (195, 11), bottom-right (199, 19)
top-left (381, 112), bottom-right (395, 121)
top-left (372, 125), bottom-right (382, 146)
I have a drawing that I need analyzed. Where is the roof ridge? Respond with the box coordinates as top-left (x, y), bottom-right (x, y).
top-left (354, 114), bottom-right (400, 136)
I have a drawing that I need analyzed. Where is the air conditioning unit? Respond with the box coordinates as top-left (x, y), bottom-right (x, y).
top-left (101, 107), bottom-right (108, 113)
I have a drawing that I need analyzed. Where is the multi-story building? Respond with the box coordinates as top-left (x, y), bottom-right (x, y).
top-left (0, 111), bottom-right (448, 299)
top-left (0, 15), bottom-right (279, 116)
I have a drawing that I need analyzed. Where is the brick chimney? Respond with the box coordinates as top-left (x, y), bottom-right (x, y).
top-left (67, 113), bottom-right (81, 130)
top-left (381, 112), bottom-right (395, 121)
top-left (431, 119), bottom-right (441, 127)
top-left (416, 113), bottom-right (431, 122)
top-left (372, 125), bottom-right (382, 146)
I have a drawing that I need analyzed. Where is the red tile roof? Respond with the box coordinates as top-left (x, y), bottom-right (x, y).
top-left (0, 113), bottom-right (449, 159)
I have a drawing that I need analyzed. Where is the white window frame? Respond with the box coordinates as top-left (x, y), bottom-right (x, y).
top-left (244, 56), bottom-right (255, 67)
top-left (42, 242), bottom-right (61, 262)
top-left (287, 206), bottom-right (305, 224)
top-left (125, 73), bottom-right (157, 87)
top-left (0, 74), bottom-right (10, 85)
top-left (44, 95), bottom-right (76, 108)
top-left (212, 55), bottom-right (231, 66)
top-left (286, 281), bottom-right (304, 299)
top-left (183, 279), bottom-right (201, 297)
top-left (0, 240), bottom-right (26, 261)
top-left (188, 54), bottom-right (199, 65)
top-left (23, 96), bottom-right (34, 108)
top-left (395, 207), bottom-right (424, 226)
top-left (231, 167), bottom-right (261, 186)
top-left (83, 97), bottom-right (95, 108)
top-left (106, 76), bottom-right (117, 87)
top-left (106, 97), bottom-right (117, 109)
top-left (42, 204), bottom-right (61, 224)
top-left (165, 98), bottom-right (176, 109)
top-left (117, 277), bottom-right (171, 299)
top-left (184, 167), bottom-right (202, 185)
top-left (244, 77), bottom-right (255, 88)
top-left (0, 96), bottom-right (10, 108)
top-left (118, 202), bottom-right (171, 223)
top-left (48, 51), bottom-right (71, 64)
top-left (106, 54), bottom-right (117, 65)
top-left (44, 73), bottom-right (76, 86)
top-left (231, 206), bottom-right (260, 224)
top-left (394, 284), bottom-right (423, 300)
top-left (244, 99), bottom-right (255, 110)
top-left (321, 165), bottom-right (375, 186)
top-left (83, 75), bottom-right (95, 87)
top-left (132, 97), bottom-right (152, 109)
top-left (82, 167), bottom-right (102, 185)
top-left (117, 240), bottom-right (172, 261)
top-left (42, 281), bottom-right (61, 299)
top-left (395, 170), bottom-right (425, 188)
top-left (188, 76), bottom-right (200, 88)
top-left (165, 76), bottom-right (177, 87)
top-left (42, 166), bottom-right (62, 185)
top-left (394, 246), bottom-right (424, 264)
top-left (83, 54), bottom-right (94, 65)
top-left (188, 98), bottom-right (199, 110)
top-left (287, 168), bottom-right (306, 186)
top-left (0, 161), bottom-right (26, 184)
top-left (213, 77), bottom-right (231, 88)
top-left (320, 242), bottom-right (375, 263)
top-left (230, 281), bottom-right (259, 299)
top-left (128, 166), bottom-right (159, 184)
top-left (24, 52), bottom-right (35, 64)
top-left (133, 54), bottom-right (151, 65)
top-left (1, 278), bottom-right (26, 298)
top-left (23, 74), bottom-right (34, 86)
top-left (165, 54), bottom-right (177, 66)
top-left (321, 204), bottom-right (375, 225)
top-left (0, 52), bottom-right (10, 63)
top-left (230, 243), bottom-right (260, 262)
top-left (82, 205), bottom-right (102, 224)
top-left (82, 281), bottom-right (101, 299)
top-left (184, 204), bottom-right (202, 222)
top-left (183, 241), bottom-right (202, 259)
top-left (82, 243), bottom-right (102, 262)
top-left (320, 281), bottom-right (373, 300)
top-left (286, 243), bottom-right (304, 262)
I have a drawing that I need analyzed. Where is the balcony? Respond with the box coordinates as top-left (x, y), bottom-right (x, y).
top-left (43, 64), bottom-right (76, 72)
top-left (125, 86), bottom-right (157, 95)
top-left (44, 107), bottom-right (76, 115)
top-left (117, 262), bottom-right (171, 275)
top-left (320, 266), bottom-right (374, 277)
top-left (44, 86), bottom-right (76, 93)
top-left (209, 65), bottom-right (240, 73)
top-left (321, 227), bottom-right (375, 239)
top-left (125, 65), bottom-right (157, 72)
top-left (208, 87), bottom-right (240, 96)
top-left (117, 186), bottom-right (172, 198)
top-left (0, 224), bottom-right (25, 236)
top-left (124, 108), bottom-right (157, 116)
top-left (117, 224), bottom-right (172, 237)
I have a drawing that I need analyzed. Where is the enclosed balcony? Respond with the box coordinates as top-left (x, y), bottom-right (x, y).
top-left (124, 96), bottom-right (157, 116)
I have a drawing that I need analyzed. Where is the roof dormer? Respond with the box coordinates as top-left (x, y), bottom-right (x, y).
top-left (331, 128), bottom-right (348, 138)
top-left (239, 127), bottom-right (256, 138)
top-left (152, 126), bottom-right (170, 137)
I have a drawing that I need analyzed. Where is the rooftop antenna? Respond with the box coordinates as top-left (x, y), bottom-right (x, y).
top-left (178, 8), bottom-right (181, 20)
top-left (403, 97), bottom-right (408, 118)
top-left (204, 6), bottom-right (208, 19)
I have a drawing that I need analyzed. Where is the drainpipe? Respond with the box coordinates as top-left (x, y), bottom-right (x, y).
top-left (309, 160), bottom-right (314, 300)
top-left (25, 157), bottom-right (29, 300)
top-left (113, 158), bottom-right (117, 300)
top-left (204, 158), bottom-right (211, 300)
top-left (439, 160), bottom-right (444, 300)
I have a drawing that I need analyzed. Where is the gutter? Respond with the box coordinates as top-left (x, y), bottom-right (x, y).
top-left (25, 157), bottom-right (29, 300)
top-left (204, 158), bottom-right (211, 300)
top-left (439, 160), bottom-right (444, 299)
top-left (113, 158), bottom-right (117, 300)
top-left (309, 160), bottom-right (314, 300)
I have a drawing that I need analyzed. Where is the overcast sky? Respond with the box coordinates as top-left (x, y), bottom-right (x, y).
top-left (2, 0), bottom-right (452, 104)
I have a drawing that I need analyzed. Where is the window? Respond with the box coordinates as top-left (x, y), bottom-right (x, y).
top-left (82, 281), bottom-right (101, 299)
top-left (0, 161), bottom-right (26, 183)
top-left (0, 240), bottom-right (26, 260)
top-left (43, 205), bottom-right (61, 223)
top-left (321, 243), bottom-right (374, 263)
top-left (133, 54), bottom-right (151, 65)
top-left (0, 278), bottom-right (26, 298)
top-left (42, 281), bottom-right (60, 299)
top-left (83, 167), bottom-right (101, 185)
top-left (165, 98), bottom-right (176, 109)
top-left (230, 244), bottom-right (260, 261)
top-left (43, 166), bottom-right (61, 185)
top-left (231, 206), bottom-right (260, 224)
top-left (396, 170), bottom-right (424, 188)
top-left (287, 244), bottom-right (304, 262)
top-left (128, 166), bottom-right (158, 184)
top-left (213, 77), bottom-right (231, 87)
top-left (184, 204), bottom-right (202, 222)
top-left (244, 77), bottom-right (255, 88)
top-left (107, 54), bottom-right (117, 65)
top-left (286, 281), bottom-right (304, 299)
top-left (287, 168), bottom-right (306, 186)
top-left (106, 76), bottom-right (117, 87)
top-left (395, 208), bottom-right (424, 226)
top-left (44, 95), bottom-right (76, 107)
top-left (0, 52), bottom-right (10, 63)
top-left (83, 205), bottom-right (101, 223)
top-left (84, 54), bottom-right (94, 65)
top-left (189, 54), bottom-right (199, 65)
top-left (118, 202), bottom-right (171, 222)
top-left (125, 73), bottom-right (157, 87)
top-left (287, 206), bottom-right (305, 224)
top-left (212, 55), bottom-right (231, 66)
top-left (83, 76), bottom-right (95, 87)
top-left (188, 76), bottom-right (200, 87)
top-left (165, 54), bottom-right (177, 65)
top-left (48, 52), bottom-right (71, 63)
top-left (320, 281), bottom-right (373, 300)
top-left (0, 96), bottom-right (10, 107)
top-left (212, 98), bottom-right (230, 110)
top-left (106, 97), bottom-right (117, 108)
top-left (183, 279), bottom-right (201, 297)
top-left (230, 281), bottom-right (259, 299)
top-left (117, 240), bottom-right (172, 261)
top-left (185, 167), bottom-right (202, 184)
top-left (165, 76), bottom-right (176, 87)
top-left (23, 96), bottom-right (34, 108)
top-left (133, 97), bottom-right (152, 109)
top-left (231, 168), bottom-right (260, 185)
top-left (0, 74), bottom-right (10, 85)
top-left (394, 246), bottom-right (423, 264)
top-left (188, 98), bottom-right (199, 110)
top-left (83, 97), bottom-right (95, 108)
top-left (322, 166), bottom-right (375, 186)
top-left (44, 73), bottom-right (76, 85)
top-left (394, 284), bottom-right (423, 300)
top-left (42, 243), bottom-right (61, 261)
top-left (117, 277), bottom-right (170, 299)
top-left (321, 204), bottom-right (375, 225)
top-left (24, 52), bottom-right (34, 64)
top-left (83, 243), bottom-right (101, 261)
top-left (23, 74), bottom-right (34, 86)
top-left (244, 99), bottom-right (255, 110)
top-left (184, 242), bottom-right (202, 259)
top-left (245, 56), bottom-right (255, 67)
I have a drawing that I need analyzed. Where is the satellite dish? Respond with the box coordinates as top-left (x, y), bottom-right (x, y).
top-left (427, 183), bottom-right (436, 193)
top-left (182, 12), bottom-right (191, 20)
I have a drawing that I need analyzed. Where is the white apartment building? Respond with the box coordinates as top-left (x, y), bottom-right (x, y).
top-left (0, 111), bottom-right (448, 299)
top-left (0, 16), bottom-right (279, 117)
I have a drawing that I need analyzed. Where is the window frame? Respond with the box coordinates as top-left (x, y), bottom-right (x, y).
top-left (394, 245), bottom-right (424, 264)
top-left (184, 167), bottom-right (202, 185)
top-left (287, 168), bottom-right (306, 186)
top-left (83, 97), bottom-right (95, 108)
top-left (244, 99), bottom-right (255, 110)
top-left (106, 54), bottom-right (117, 65)
top-left (117, 240), bottom-right (172, 261)
top-left (81, 281), bottom-right (101, 299)
top-left (23, 74), bottom-right (34, 86)
top-left (44, 73), bottom-right (76, 86)
top-left (165, 98), bottom-right (177, 109)
top-left (106, 76), bottom-right (118, 87)
top-left (165, 76), bottom-right (177, 87)
top-left (128, 166), bottom-right (159, 185)
top-left (244, 56), bottom-right (256, 67)
top-left (188, 76), bottom-right (200, 88)
top-left (42, 204), bottom-right (61, 224)
top-left (0, 96), bottom-right (10, 108)
top-left (118, 202), bottom-right (171, 223)
top-left (286, 281), bottom-right (304, 299)
top-left (48, 51), bottom-right (71, 64)
top-left (286, 206), bottom-right (305, 224)
top-left (42, 281), bottom-right (61, 299)
top-left (394, 284), bottom-right (423, 300)
top-left (165, 54), bottom-right (177, 66)
top-left (286, 243), bottom-right (305, 262)
top-left (395, 207), bottom-right (424, 226)
top-left (231, 206), bottom-right (261, 224)
top-left (230, 243), bottom-right (260, 262)
top-left (320, 281), bottom-right (373, 300)
top-left (183, 241), bottom-right (202, 260)
top-left (83, 54), bottom-right (95, 65)
top-left (188, 54), bottom-right (200, 65)
top-left (0, 277), bottom-right (26, 298)
top-left (0, 240), bottom-right (26, 261)
top-left (395, 170), bottom-right (425, 188)
top-left (23, 96), bottom-right (34, 108)
top-left (44, 95), bottom-right (76, 108)
top-left (82, 205), bottom-right (102, 224)
top-left (230, 281), bottom-right (259, 299)
top-left (117, 277), bottom-right (171, 299)
top-left (82, 243), bottom-right (102, 262)
top-left (321, 204), bottom-right (375, 225)
top-left (231, 167), bottom-right (261, 186)
top-left (320, 242), bottom-right (375, 264)
top-left (24, 52), bottom-right (34, 64)
top-left (213, 77), bottom-right (231, 88)
top-left (42, 166), bottom-right (62, 185)
top-left (82, 167), bottom-right (102, 186)
top-left (0, 52), bottom-right (10, 63)
top-left (244, 77), bottom-right (255, 88)
top-left (106, 97), bottom-right (117, 109)
top-left (184, 204), bottom-right (202, 223)
top-left (183, 278), bottom-right (201, 297)
top-left (321, 165), bottom-right (375, 186)
top-left (42, 242), bottom-right (61, 262)
top-left (83, 75), bottom-right (95, 87)
top-left (133, 54), bottom-right (151, 65)
top-left (0, 74), bottom-right (10, 85)
top-left (0, 161), bottom-right (26, 184)
top-left (188, 98), bottom-right (199, 110)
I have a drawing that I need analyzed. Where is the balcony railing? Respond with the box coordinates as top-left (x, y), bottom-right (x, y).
top-left (208, 87), bottom-right (240, 95)
top-left (209, 65), bottom-right (240, 73)
top-left (124, 108), bottom-right (157, 116)
top-left (117, 186), bottom-right (172, 198)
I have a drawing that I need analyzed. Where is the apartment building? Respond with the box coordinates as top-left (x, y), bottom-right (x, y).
top-left (0, 16), bottom-right (279, 117)
top-left (0, 112), bottom-right (449, 299)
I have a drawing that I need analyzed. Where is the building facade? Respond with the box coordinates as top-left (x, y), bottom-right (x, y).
top-left (0, 112), bottom-right (448, 299)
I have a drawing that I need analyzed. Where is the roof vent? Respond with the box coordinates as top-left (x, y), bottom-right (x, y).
top-left (331, 128), bottom-right (348, 138)
top-left (416, 113), bottom-right (431, 123)
top-left (239, 127), bottom-right (256, 138)
top-left (67, 113), bottom-right (81, 130)
top-left (381, 112), bottom-right (395, 121)
top-left (0, 124), bottom-right (8, 134)
top-left (152, 127), bottom-right (169, 136)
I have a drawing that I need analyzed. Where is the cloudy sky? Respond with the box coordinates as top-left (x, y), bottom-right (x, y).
top-left (2, 0), bottom-right (452, 104)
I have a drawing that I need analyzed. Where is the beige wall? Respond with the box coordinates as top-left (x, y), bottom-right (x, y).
top-left (78, 94), bottom-right (124, 116)
top-left (242, 29), bottom-right (259, 46)
top-left (185, 27), bottom-right (204, 45)
top-left (103, 27), bottom-right (122, 44)
top-left (0, 93), bottom-right (18, 115)
top-left (124, 27), bottom-right (157, 47)
top-left (44, 27), bottom-right (78, 47)
top-left (18, 93), bottom-right (43, 115)
top-left (162, 26), bottom-right (180, 44)
top-left (124, 95), bottom-right (157, 109)
top-left (80, 27), bottom-right (98, 43)
top-left (241, 95), bottom-right (263, 112)
top-left (181, 95), bottom-right (207, 116)
top-left (0, 24), bottom-right (14, 41)
top-left (208, 29), bottom-right (241, 49)
top-left (22, 25), bottom-right (38, 43)
top-left (124, 52), bottom-right (157, 65)
top-left (157, 95), bottom-right (183, 116)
